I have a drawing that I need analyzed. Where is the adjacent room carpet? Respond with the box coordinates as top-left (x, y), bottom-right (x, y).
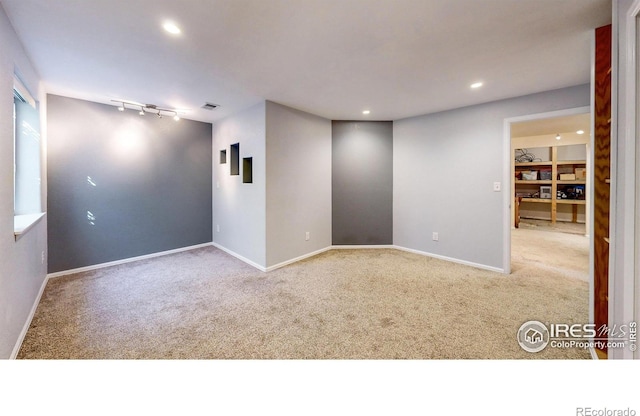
top-left (18, 230), bottom-right (590, 359)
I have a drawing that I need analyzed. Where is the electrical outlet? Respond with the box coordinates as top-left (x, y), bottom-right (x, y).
top-left (216, 181), bottom-right (220, 189)
top-left (305, 232), bottom-right (310, 241)
top-left (216, 224), bottom-right (220, 233)
top-left (41, 251), bottom-right (45, 264)
top-left (432, 232), bottom-right (439, 241)
top-left (493, 182), bottom-right (501, 192)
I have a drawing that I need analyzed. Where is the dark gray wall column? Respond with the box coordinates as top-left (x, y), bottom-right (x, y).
top-left (332, 121), bottom-right (393, 245)
top-left (47, 94), bottom-right (212, 272)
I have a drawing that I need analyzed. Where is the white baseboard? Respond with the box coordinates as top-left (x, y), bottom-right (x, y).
top-left (332, 245), bottom-right (395, 250)
top-left (214, 242), bottom-right (504, 274)
top-left (211, 242), bottom-right (267, 272)
top-left (393, 245), bottom-right (505, 274)
top-left (11, 274), bottom-right (49, 359)
top-left (47, 242), bottom-right (213, 279)
top-left (265, 247), bottom-right (333, 272)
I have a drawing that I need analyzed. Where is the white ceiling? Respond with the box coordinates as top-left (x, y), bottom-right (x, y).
top-left (511, 113), bottom-right (592, 138)
top-left (1, 0), bottom-right (611, 123)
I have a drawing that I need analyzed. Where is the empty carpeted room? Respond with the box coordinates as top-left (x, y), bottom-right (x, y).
top-left (2, 0), bottom-right (639, 372)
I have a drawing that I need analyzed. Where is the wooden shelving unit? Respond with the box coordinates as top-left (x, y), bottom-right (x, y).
top-left (515, 146), bottom-right (586, 224)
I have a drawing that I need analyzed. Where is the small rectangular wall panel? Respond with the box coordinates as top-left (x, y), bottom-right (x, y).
top-left (243, 157), bottom-right (253, 183)
top-left (593, 24), bottom-right (611, 352)
top-left (332, 121), bottom-right (393, 245)
top-left (230, 143), bottom-right (240, 175)
top-left (220, 149), bottom-right (227, 164)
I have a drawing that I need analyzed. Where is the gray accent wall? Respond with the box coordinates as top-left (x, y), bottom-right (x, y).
top-left (213, 102), bottom-right (266, 267)
top-left (266, 101), bottom-right (332, 267)
top-left (47, 94), bottom-right (212, 273)
top-left (332, 121), bottom-right (393, 245)
top-left (0, 4), bottom-right (48, 358)
top-left (393, 84), bottom-right (591, 270)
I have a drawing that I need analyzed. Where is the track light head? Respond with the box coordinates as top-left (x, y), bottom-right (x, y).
top-left (173, 113), bottom-right (180, 121)
top-left (139, 107), bottom-right (145, 116)
top-left (117, 103), bottom-right (125, 112)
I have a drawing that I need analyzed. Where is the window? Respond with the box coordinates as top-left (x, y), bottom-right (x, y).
top-left (13, 77), bottom-right (43, 237)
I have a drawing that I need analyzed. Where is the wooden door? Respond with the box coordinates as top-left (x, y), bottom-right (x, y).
top-left (593, 24), bottom-right (611, 356)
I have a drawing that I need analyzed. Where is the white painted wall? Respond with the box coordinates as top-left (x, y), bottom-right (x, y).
top-left (393, 85), bottom-right (590, 271)
top-left (0, 4), bottom-right (48, 358)
top-left (213, 102), bottom-right (266, 268)
top-left (611, 0), bottom-right (638, 359)
top-left (265, 101), bottom-right (332, 267)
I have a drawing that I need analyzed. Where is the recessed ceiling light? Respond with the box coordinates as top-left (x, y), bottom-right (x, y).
top-left (576, 130), bottom-right (585, 135)
top-left (556, 134), bottom-right (561, 141)
top-left (163, 21), bottom-right (181, 35)
top-left (362, 110), bottom-right (370, 115)
top-left (470, 82), bottom-right (483, 89)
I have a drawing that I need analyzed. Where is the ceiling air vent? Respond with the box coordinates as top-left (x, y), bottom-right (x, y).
top-left (201, 102), bottom-right (220, 110)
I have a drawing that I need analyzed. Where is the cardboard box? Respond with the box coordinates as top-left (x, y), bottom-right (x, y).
top-left (560, 173), bottom-right (576, 180)
top-left (575, 168), bottom-right (586, 180)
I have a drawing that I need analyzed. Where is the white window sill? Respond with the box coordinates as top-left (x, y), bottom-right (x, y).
top-left (14, 212), bottom-right (46, 241)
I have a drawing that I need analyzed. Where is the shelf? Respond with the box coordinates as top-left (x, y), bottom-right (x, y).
top-left (605, 179), bottom-right (611, 184)
top-left (230, 143), bottom-right (240, 176)
top-left (520, 198), bottom-right (585, 205)
top-left (242, 157), bottom-right (253, 184)
top-left (515, 180), bottom-right (553, 184)
top-left (520, 198), bottom-right (551, 204)
top-left (557, 160), bottom-right (586, 165)
top-left (556, 199), bottom-right (586, 205)
top-left (515, 161), bottom-right (552, 167)
top-left (604, 237), bottom-right (610, 244)
top-left (514, 144), bottom-right (588, 226)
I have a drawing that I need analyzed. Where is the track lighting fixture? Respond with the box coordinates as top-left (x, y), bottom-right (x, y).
top-left (112, 100), bottom-right (183, 121)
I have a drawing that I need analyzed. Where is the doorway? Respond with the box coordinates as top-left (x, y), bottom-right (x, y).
top-left (503, 106), bottom-right (594, 340)
top-left (511, 112), bottom-right (591, 237)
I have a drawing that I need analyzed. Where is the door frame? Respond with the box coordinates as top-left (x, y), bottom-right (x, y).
top-left (610, 0), bottom-right (639, 360)
top-left (502, 106), bottom-right (591, 276)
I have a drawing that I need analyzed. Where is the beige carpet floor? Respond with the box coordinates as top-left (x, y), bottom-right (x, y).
top-left (512, 226), bottom-right (589, 282)
top-left (18, 232), bottom-right (590, 359)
